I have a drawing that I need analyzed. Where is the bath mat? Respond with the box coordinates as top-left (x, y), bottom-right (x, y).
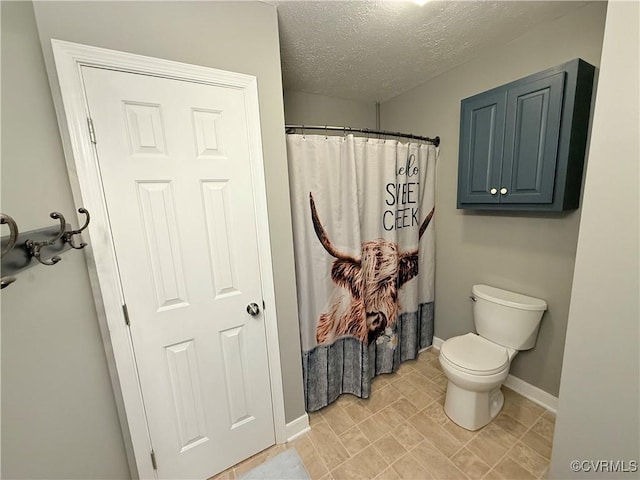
top-left (239, 448), bottom-right (310, 480)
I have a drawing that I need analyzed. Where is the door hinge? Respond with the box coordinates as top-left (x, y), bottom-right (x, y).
top-left (150, 450), bottom-right (157, 470)
top-left (122, 304), bottom-right (130, 326)
top-left (87, 117), bottom-right (96, 144)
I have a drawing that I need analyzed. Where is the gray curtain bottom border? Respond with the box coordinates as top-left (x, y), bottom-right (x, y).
top-left (302, 302), bottom-right (434, 412)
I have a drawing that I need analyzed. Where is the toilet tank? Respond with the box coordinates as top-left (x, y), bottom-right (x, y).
top-left (472, 284), bottom-right (547, 350)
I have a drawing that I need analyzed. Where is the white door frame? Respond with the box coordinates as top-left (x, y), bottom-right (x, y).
top-left (50, 40), bottom-right (288, 479)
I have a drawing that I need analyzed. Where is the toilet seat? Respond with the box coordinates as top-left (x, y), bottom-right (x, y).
top-left (440, 333), bottom-right (509, 376)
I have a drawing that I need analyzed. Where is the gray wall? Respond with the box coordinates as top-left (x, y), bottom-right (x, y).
top-left (284, 90), bottom-right (377, 129)
top-left (2, 1), bottom-right (305, 478)
top-left (550, 1), bottom-right (640, 477)
top-left (380, 2), bottom-right (607, 397)
top-left (1, 2), bottom-right (130, 478)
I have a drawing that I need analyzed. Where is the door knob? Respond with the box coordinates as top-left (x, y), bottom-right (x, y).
top-left (500, 187), bottom-right (508, 195)
top-left (246, 303), bottom-right (261, 316)
top-left (490, 188), bottom-right (497, 195)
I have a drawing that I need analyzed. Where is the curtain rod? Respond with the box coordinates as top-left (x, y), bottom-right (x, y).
top-left (285, 124), bottom-right (440, 147)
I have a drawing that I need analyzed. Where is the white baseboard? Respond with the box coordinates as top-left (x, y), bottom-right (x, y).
top-left (432, 336), bottom-right (558, 413)
top-left (503, 374), bottom-right (558, 413)
top-left (419, 336), bottom-right (442, 353)
top-left (285, 413), bottom-right (310, 442)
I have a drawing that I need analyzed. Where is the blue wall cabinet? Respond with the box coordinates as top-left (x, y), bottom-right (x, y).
top-left (457, 59), bottom-right (595, 211)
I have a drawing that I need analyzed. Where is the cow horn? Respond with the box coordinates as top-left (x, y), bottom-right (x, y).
top-left (309, 193), bottom-right (353, 260)
top-left (418, 207), bottom-right (435, 240)
top-left (397, 207), bottom-right (435, 287)
top-left (400, 207), bottom-right (435, 259)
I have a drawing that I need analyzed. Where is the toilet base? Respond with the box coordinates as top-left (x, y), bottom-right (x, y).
top-left (443, 381), bottom-right (504, 431)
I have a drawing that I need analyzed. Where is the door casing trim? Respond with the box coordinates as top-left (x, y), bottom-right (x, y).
top-left (50, 39), bottom-right (288, 479)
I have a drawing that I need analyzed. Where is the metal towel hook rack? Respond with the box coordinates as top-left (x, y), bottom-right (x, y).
top-left (25, 212), bottom-right (66, 266)
top-left (1, 208), bottom-right (93, 289)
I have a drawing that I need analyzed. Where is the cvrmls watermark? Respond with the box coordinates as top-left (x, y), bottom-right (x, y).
top-left (570, 460), bottom-right (638, 473)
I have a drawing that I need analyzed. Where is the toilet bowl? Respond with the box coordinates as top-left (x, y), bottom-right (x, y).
top-left (439, 333), bottom-right (514, 430)
top-left (439, 285), bottom-right (546, 431)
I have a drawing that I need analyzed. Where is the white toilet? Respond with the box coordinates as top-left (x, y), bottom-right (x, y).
top-left (439, 284), bottom-right (547, 431)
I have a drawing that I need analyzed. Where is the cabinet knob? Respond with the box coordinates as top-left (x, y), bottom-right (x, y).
top-left (490, 188), bottom-right (497, 195)
top-left (500, 187), bottom-right (508, 195)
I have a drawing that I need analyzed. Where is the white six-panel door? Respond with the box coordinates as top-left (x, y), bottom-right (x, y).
top-left (81, 65), bottom-right (275, 479)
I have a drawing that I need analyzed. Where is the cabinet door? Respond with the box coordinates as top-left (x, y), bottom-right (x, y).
top-left (458, 90), bottom-right (507, 205)
top-left (500, 72), bottom-right (565, 204)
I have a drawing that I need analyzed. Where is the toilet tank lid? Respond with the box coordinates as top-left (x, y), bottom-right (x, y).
top-left (472, 285), bottom-right (547, 311)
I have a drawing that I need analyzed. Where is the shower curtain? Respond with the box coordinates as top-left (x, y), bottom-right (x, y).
top-left (287, 134), bottom-right (438, 412)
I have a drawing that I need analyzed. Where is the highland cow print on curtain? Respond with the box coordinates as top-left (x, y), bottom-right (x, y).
top-left (287, 134), bottom-right (438, 412)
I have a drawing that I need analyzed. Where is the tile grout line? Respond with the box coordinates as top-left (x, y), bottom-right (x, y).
top-left (314, 409), bottom-right (388, 477)
top-left (294, 350), bottom-right (553, 480)
top-left (327, 390), bottom-right (423, 476)
top-left (480, 405), bottom-right (549, 479)
top-left (320, 364), bottom-right (440, 478)
top-left (332, 391), bottom-right (548, 480)
top-left (512, 406), bottom-right (552, 479)
top-left (325, 428), bottom-right (391, 478)
top-left (406, 438), bottom-right (471, 480)
top-left (306, 421), bottom-right (337, 479)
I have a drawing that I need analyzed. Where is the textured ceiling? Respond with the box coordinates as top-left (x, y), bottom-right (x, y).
top-left (273, 1), bottom-right (588, 102)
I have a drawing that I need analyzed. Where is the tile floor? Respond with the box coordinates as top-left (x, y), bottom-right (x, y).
top-left (214, 347), bottom-right (555, 480)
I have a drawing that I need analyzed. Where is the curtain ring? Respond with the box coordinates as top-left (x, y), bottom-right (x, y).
top-left (325, 125), bottom-right (328, 140)
top-left (365, 128), bottom-right (370, 142)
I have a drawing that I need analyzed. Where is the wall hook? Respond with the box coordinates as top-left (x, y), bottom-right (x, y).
top-left (1, 213), bottom-right (19, 288)
top-left (25, 212), bottom-right (66, 266)
top-left (63, 208), bottom-right (90, 250)
top-left (1, 214), bottom-right (18, 258)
